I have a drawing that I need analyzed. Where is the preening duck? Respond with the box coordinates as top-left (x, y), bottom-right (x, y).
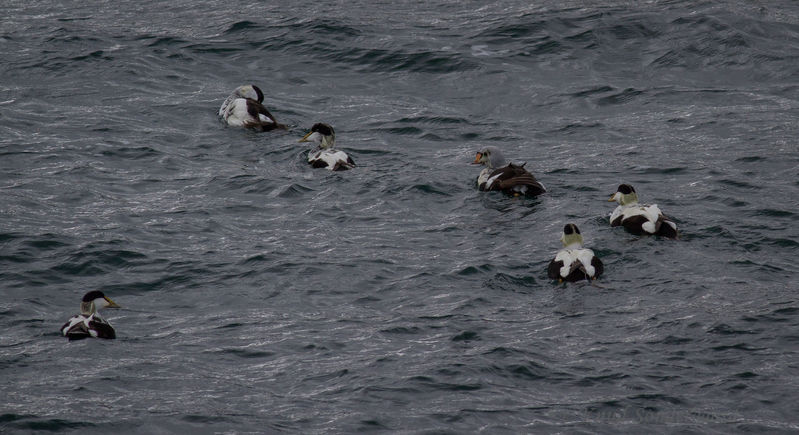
top-left (61, 290), bottom-right (121, 340)
top-left (472, 146), bottom-right (545, 197)
top-left (218, 85), bottom-right (285, 131)
top-left (547, 223), bottom-right (604, 283)
top-left (608, 184), bottom-right (678, 239)
top-left (299, 123), bottom-right (355, 171)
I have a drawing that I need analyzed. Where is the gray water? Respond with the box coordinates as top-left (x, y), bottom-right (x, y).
top-left (2, 0), bottom-right (799, 433)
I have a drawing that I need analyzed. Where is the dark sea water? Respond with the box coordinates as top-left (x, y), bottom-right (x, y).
top-left (2, 0), bottom-right (799, 433)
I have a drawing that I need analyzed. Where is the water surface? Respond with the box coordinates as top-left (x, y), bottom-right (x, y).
top-left (2, 0), bottom-right (799, 433)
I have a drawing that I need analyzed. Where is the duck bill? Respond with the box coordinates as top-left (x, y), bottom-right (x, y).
top-left (607, 193), bottom-right (618, 202)
top-left (298, 132), bottom-right (313, 143)
top-left (471, 153), bottom-right (482, 165)
top-left (104, 297), bottom-right (121, 309)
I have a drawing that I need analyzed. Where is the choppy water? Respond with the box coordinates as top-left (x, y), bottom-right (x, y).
top-left (2, 0), bottom-right (799, 433)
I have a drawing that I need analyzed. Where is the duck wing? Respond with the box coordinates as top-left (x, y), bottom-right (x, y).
top-left (563, 260), bottom-right (592, 282)
top-left (654, 214), bottom-right (679, 239)
top-left (591, 256), bottom-right (604, 279)
top-left (88, 316), bottom-right (116, 339)
top-left (491, 164), bottom-right (546, 196)
top-left (550, 249), bottom-right (599, 282)
top-left (61, 315), bottom-right (91, 340)
top-left (617, 205), bottom-right (678, 239)
top-left (620, 214), bottom-right (650, 235)
top-left (244, 99), bottom-right (284, 131)
top-left (309, 149), bottom-right (355, 171)
top-left (547, 259), bottom-right (563, 280)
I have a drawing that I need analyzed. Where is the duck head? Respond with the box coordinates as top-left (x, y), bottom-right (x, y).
top-left (232, 84), bottom-right (264, 103)
top-left (80, 290), bottom-right (121, 316)
top-left (299, 123), bottom-right (336, 148)
top-left (560, 223), bottom-right (584, 248)
top-left (609, 183), bottom-right (639, 205)
top-left (472, 146), bottom-right (507, 169)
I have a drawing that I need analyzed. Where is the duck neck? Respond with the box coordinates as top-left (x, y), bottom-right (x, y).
top-left (488, 155), bottom-right (506, 169)
top-left (320, 135), bottom-right (335, 149)
top-left (620, 192), bottom-right (639, 206)
top-left (80, 301), bottom-right (96, 316)
top-left (561, 233), bottom-right (584, 249)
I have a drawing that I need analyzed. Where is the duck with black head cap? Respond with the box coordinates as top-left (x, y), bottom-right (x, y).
top-left (61, 291), bottom-right (121, 340)
top-left (218, 84), bottom-right (285, 131)
top-left (299, 123), bottom-right (355, 171)
top-left (608, 184), bottom-right (678, 239)
top-left (547, 223), bottom-right (604, 283)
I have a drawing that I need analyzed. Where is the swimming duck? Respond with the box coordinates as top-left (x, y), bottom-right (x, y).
top-left (299, 123), bottom-right (355, 171)
top-left (608, 184), bottom-right (678, 239)
top-left (547, 223), bottom-right (604, 283)
top-left (218, 85), bottom-right (285, 131)
top-left (472, 146), bottom-right (546, 196)
top-left (61, 290), bottom-right (121, 340)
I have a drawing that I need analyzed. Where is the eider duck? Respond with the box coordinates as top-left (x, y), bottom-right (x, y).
top-left (547, 223), bottom-right (604, 283)
top-left (298, 123), bottom-right (355, 171)
top-left (218, 85), bottom-right (285, 131)
top-left (61, 290), bottom-right (121, 340)
top-left (472, 146), bottom-right (546, 196)
top-left (608, 184), bottom-right (679, 239)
